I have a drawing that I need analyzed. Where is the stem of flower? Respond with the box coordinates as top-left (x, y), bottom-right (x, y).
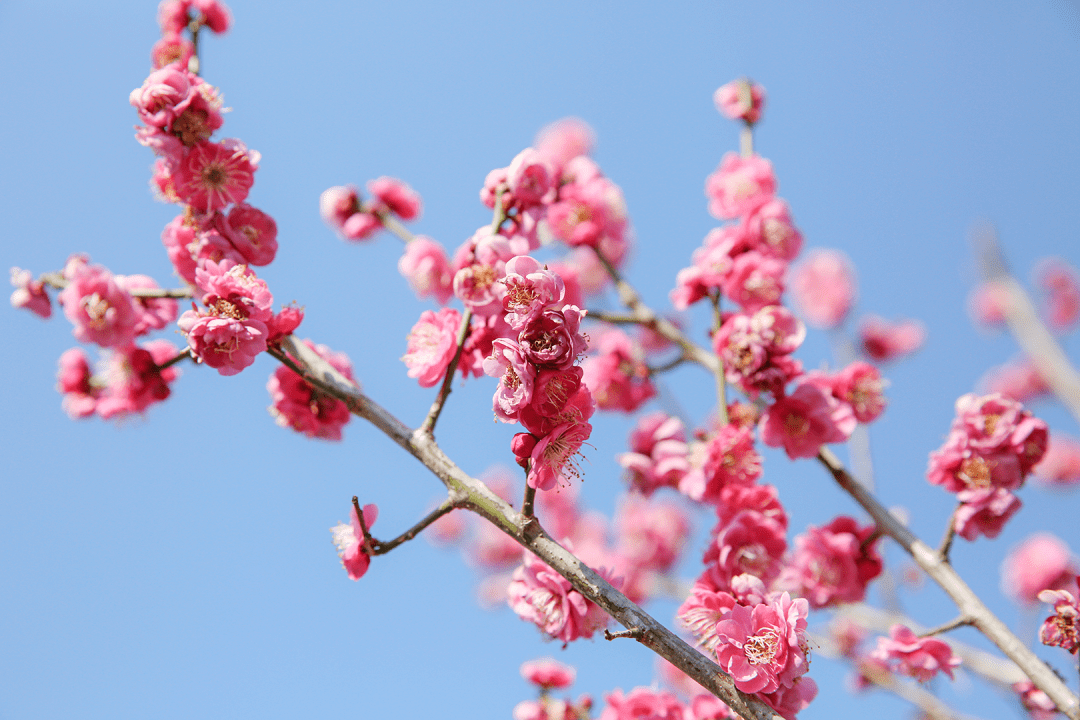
top-left (419, 308), bottom-right (474, 436)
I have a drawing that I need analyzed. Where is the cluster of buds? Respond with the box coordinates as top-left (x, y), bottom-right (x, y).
top-left (319, 178), bottom-right (423, 241)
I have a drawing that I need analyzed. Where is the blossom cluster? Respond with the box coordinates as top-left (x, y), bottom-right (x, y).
top-left (926, 393), bottom-right (1048, 540)
top-left (320, 178), bottom-right (423, 241)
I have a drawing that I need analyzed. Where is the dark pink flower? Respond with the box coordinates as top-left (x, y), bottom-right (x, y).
top-left (614, 494), bottom-right (689, 573)
top-left (722, 251), bottom-right (786, 312)
top-left (704, 510), bottom-right (787, 591)
top-left (319, 185), bottom-right (362, 231)
top-left (10, 267), bottom-right (51, 318)
top-left (869, 624), bottom-right (961, 682)
top-left (58, 263), bottom-right (139, 348)
top-left (152, 36), bottom-right (195, 73)
top-left (398, 236), bottom-right (454, 305)
top-left (758, 676), bottom-right (817, 720)
top-left (367, 176), bottom-right (422, 221)
top-left (330, 503), bottom-right (378, 580)
top-left (403, 307), bottom-right (462, 388)
top-left (713, 306), bottom-right (805, 398)
top-left (57, 348), bottom-right (99, 419)
top-left (501, 255), bottom-right (565, 330)
top-left (192, 0), bottom-right (232, 33)
top-left (177, 309), bottom-right (267, 375)
top-left (705, 153), bottom-right (776, 220)
top-left (1002, 534), bottom-right (1078, 604)
top-left (829, 361), bottom-right (887, 424)
top-left (194, 259), bottom-right (274, 323)
top-left (268, 340), bottom-right (355, 441)
top-left (116, 274), bottom-right (179, 336)
top-left (788, 249), bottom-right (856, 329)
top-left (129, 62), bottom-right (223, 145)
top-left (858, 315), bottom-right (925, 363)
top-left (714, 79), bottom-right (766, 124)
top-left (174, 139), bottom-right (259, 213)
top-left (760, 382), bottom-right (856, 459)
top-left (520, 306), bottom-right (588, 370)
top-left (520, 658), bottom-right (576, 690)
top-left (745, 199), bottom-right (802, 262)
top-left (484, 338), bottom-right (535, 422)
top-left (506, 148), bottom-right (557, 208)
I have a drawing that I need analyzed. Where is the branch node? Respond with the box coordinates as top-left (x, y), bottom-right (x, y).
top-left (605, 627), bottom-right (645, 642)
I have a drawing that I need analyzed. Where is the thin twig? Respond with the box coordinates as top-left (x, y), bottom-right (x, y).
top-left (938, 507), bottom-right (959, 561)
top-left (522, 478), bottom-right (537, 520)
top-left (352, 495), bottom-right (376, 554)
top-left (816, 445), bottom-right (1080, 719)
top-left (647, 354), bottom-right (689, 376)
top-left (154, 348), bottom-right (191, 371)
top-left (187, 17), bottom-right (201, 75)
top-left (40, 272), bottom-right (194, 299)
top-left (419, 307), bottom-right (474, 436)
top-left (920, 615), bottom-right (975, 638)
top-left (708, 291), bottom-right (729, 425)
top-left (370, 206), bottom-right (416, 244)
top-left (367, 497), bottom-right (458, 555)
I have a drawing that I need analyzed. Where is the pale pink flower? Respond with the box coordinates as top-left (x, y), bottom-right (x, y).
top-left (745, 199), bottom-right (802, 262)
top-left (870, 624), bottom-right (961, 682)
top-left (58, 263), bottom-right (139, 348)
top-left (367, 176), bottom-right (422, 221)
top-left (713, 592), bottom-right (810, 694)
top-left (484, 338), bottom-right (535, 422)
top-left (1037, 582), bottom-right (1080, 654)
top-left (520, 367), bottom-right (590, 436)
top-left (1033, 435), bottom-right (1080, 487)
top-left (10, 267), bottom-right (51, 318)
top-left (760, 381), bottom-right (857, 459)
top-left (598, 688), bottom-right (685, 720)
top-left (614, 494), bottom-right (689, 573)
top-left (129, 63), bottom-right (223, 145)
top-left (953, 487), bottom-right (1021, 541)
top-left (535, 117), bottom-right (595, 172)
top-left (528, 421), bottom-right (593, 491)
top-left (981, 358), bottom-right (1050, 404)
top-left (715, 484), bottom-right (789, 531)
top-left (158, 1), bottom-right (191, 35)
top-left (687, 693), bottom-right (736, 720)
top-left (778, 516), bottom-right (883, 608)
top-left (268, 340), bottom-right (355, 441)
top-left (398, 236), bottom-right (454, 305)
top-left (617, 412), bottom-right (691, 496)
top-left (330, 503), bottom-right (378, 580)
top-left (581, 327), bottom-right (654, 413)
top-left (858, 315), bottom-right (925, 363)
top-left (1037, 257), bottom-right (1080, 331)
top-left (218, 203), bottom-right (278, 266)
top-left (1013, 681), bottom-right (1058, 720)
top-left (341, 211), bottom-right (381, 241)
top-left (501, 255), bottom-right (565, 330)
top-left (968, 280), bottom-right (1009, 328)
top-left (788, 249), bottom-right (856, 329)
top-left (507, 548), bottom-right (612, 644)
top-left (714, 79), bottom-right (766, 124)
top-left (402, 307), bottom-right (462, 388)
top-left (704, 153), bottom-right (776, 220)
top-left (520, 658), bottom-right (576, 690)
top-left (676, 578), bottom-right (738, 655)
top-left (1002, 534), bottom-right (1078, 604)
top-left (174, 139), bottom-right (259, 213)
top-left (547, 176), bottom-right (628, 249)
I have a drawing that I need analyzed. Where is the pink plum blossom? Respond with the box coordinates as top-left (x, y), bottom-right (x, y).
top-left (330, 503), bottom-right (378, 580)
top-left (194, 260), bottom-right (274, 323)
top-left (95, 340), bottom-right (181, 419)
top-left (129, 62), bottom-right (224, 146)
top-left (58, 263), bottom-right (139, 348)
top-left (10, 267), bottom-right (51, 318)
top-left (760, 381), bottom-right (856, 459)
top-left (714, 79), bottom-right (766, 124)
top-left (502, 255), bottom-right (565, 330)
top-left (57, 348), bottom-right (100, 419)
top-left (722, 251), bottom-right (786, 312)
top-left (319, 185), bottom-right (362, 232)
top-left (402, 307), bottom-right (462, 388)
top-left (953, 487), bottom-right (1022, 541)
top-left (520, 658), bottom-right (576, 690)
top-left (268, 340), bottom-right (355, 441)
top-left (174, 139), bottom-right (259, 213)
top-left (192, 0), bottom-right (232, 33)
top-left (712, 305), bottom-right (805, 398)
top-left (178, 310), bottom-right (267, 375)
top-left (520, 306), bottom-right (588, 370)
top-left (598, 688), bottom-right (685, 720)
top-left (547, 176), bottom-right (628, 249)
top-left (778, 516), bottom-right (883, 608)
top-left (713, 592), bottom-right (811, 694)
top-left (535, 117), bottom-right (595, 172)
top-left (398, 236), bottom-right (454, 305)
top-left (1013, 681), bottom-right (1059, 720)
top-left (506, 148), bottom-right (557, 208)
top-left (1038, 580), bottom-right (1080, 653)
top-left (614, 494), bottom-right (689, 573)
top-left (507, 548), bottom-right (613, 644)
top-left (858, 315), bottom-right (925, 363)
top-left (218, 203), bottom-right (278, 266)
top-left (676, 578), bottom-right (739, 656)
top-left (1002, 534), bottom-right (1078, 604)
top-left (745, 199), bottom-right (803, 262)
top-left (1033, 435), bottom-right (1080, 487)
top-left (703, 509), bottom-right (788, 591)
top-left (527, 421), bottom-right (593, 491)
top-left (484, 338), bottom-right (535, 422)
top-left (152, 34), bottom-right (194, 71)
top-left (788, 249), bottom-right (856, 329)
top-left (678, 424), bottom-right (762, 505)
top-left (981, 358), bottom-right (1050, 404)
top-left (367, 176), bottom-right (422, 221)
top-left (116, 274), bottom-right (179, 336)
top-left (581, 327), bottom-right (655, 413)
top-left (266, 303), bottom-right (305, 346)
top-left (704, 153), bottom-right (776, 220)
top-left (968, 280), bottom-right (1009, 328)
top-left (617, 412), bottom-right (691, 496)
top-left (869, 624), bottom-right (961, 682)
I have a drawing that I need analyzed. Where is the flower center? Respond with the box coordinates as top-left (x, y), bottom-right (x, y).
top-left (744, 628), bottom-right (780, 665)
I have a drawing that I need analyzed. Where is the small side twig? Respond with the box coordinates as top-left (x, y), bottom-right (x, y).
top-left (708, 291), bottom-right (729, 425)
top-left (647, 354), bottom-right (689, 376)
top-left (154, 348), bottom-right (192, 371)
top-left (522, 477), bottom-right (537, 520)
top-left (357, 496), bottom-right (458, 555)
top-left (938, 508), bottom-right (959, 561)
top-left (920, 615), bottom-right (975, 638)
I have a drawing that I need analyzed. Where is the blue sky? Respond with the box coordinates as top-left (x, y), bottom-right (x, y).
top-left (1, 1), bottom-right (1078, 719)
